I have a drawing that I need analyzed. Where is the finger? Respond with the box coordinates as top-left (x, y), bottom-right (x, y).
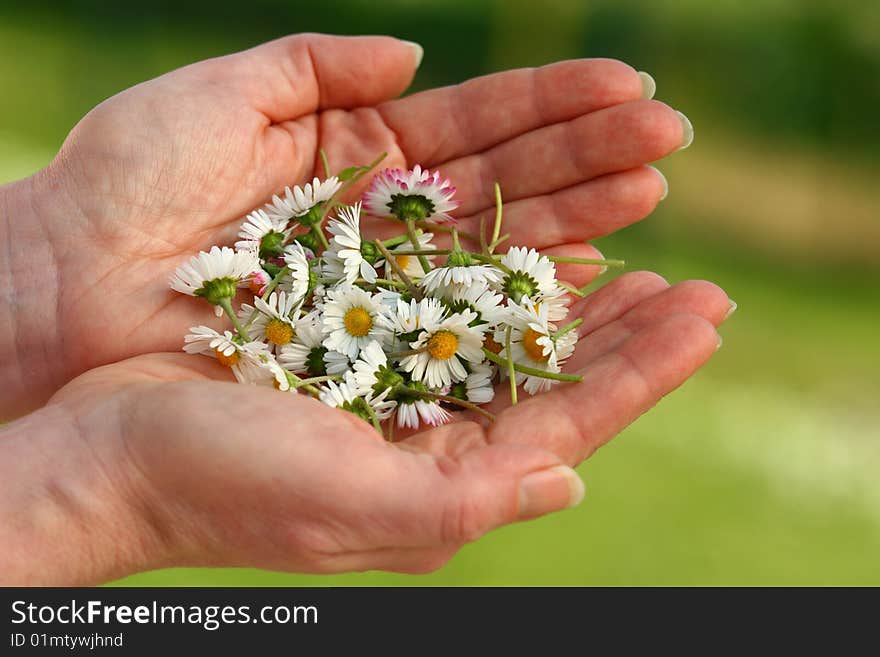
top-left (565, 279), bottom-right (732, 371)
top-left (481, 271), bottom-right (670, 417)
top-left (183, 33), bottom-right (421, 122)
top-left (387, 429), bottom-right (584, 546)
top-left (491, 312), bottom-right (722, 465)
top-left (377, 58), bottom-right (645, 166)
top-left (443, 99), bottom-right (686, 216)
top-left (455, 166), bottom-right (667, 249)
top-left (306, 545), bottom-right (459, 575)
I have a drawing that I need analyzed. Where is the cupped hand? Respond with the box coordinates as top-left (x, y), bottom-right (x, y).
top-left (4, 33), bottom-right (687, 416)
top-left (2, 271), bottom-right (729, 584)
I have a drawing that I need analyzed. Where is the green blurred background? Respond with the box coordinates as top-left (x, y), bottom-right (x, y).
top-left (2, 0), bottom-right (878, 585)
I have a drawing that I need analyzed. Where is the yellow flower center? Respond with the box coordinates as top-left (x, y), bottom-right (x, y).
top-left (522, 328), bottom-right (550, 363)
top-left (265, 318), bottom-right (294, 345)
top-left (215, 347), bottom-right (239, 367)
top-left (343, 307), bottom-right (373, 337)
top-left (427, 330), bottom-right (459, 360)
top-left (395, 255), bottom-right (411, 271)
top-left (483, 333), bottom-right (503, 355)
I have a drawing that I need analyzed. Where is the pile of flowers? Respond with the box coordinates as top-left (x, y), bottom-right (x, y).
top-left (170, 154), bottom-right (620, 437)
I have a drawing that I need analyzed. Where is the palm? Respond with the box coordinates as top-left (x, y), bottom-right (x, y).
top-left (42, 34), bottom-right (687, 391)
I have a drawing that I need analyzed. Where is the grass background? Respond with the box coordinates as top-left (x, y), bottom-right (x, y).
top-left (2, 0), bottom-right (878, 585)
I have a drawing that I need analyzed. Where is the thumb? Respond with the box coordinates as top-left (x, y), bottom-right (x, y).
top-left (419, 440), bottom-right (586, 546)
top-left (186, 33), bottom-right (423, 122)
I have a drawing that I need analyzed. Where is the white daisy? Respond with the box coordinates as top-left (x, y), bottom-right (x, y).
top-left (495, 246), bottom-right (558, 304)
top-left (235, 208), bottom-right (290, 257)
top-left (444, 282), bottom-right (508, 328)
top-left (362, 165), bottom-right (460, 224)
top-left (182, 326), bottom-right (271, 383)
top-left (395, 389), bottom-right (452, 429)
top-left (516, 285), bottom-right (570, 323)
top-left (449, 362), bottom-right (496, 404)
top-left (321, 285), bottom-right (387, 360)
top-left (320, 373), bottom-right (395, 422)
top-left (377, 297), bottom-right (446, 350)
top-left (399, 311), bottom-right (486, 388)
top-left (265, 176), bottom-right (342, 224)
top-left (235, 354), bottom-right (294, 392)
top-left (239, 290), bottom-right (302, 349)
top-left (281, 242), bottom-right (313, 302)
top-left (421, 260), bottom-right (502, 295)
top-left (279, 313), bottom-right (327, 376)
top-left (170, 246), bottom-right (259, 311)
top-left (502, 300), bottom-right (577, 394)
top-left (325, 202), bottom-right (381, 284)
top-left (384, 231), bottom-right (436, 280)
top-left (352, 340), bottom-right (404, 400)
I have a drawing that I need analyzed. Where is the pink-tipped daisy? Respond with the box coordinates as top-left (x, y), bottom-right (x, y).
top-left (362, 165), bottom-right (460, 224)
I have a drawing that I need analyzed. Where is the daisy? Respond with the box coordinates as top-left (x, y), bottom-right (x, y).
top-left (182, 326), bottom-right (271, 383)
top-left (282, 242), bottom-right (314, 302)
top-left (278, 313), bottom-right (336, 376)
top-left (352, 340), bottom-right (404, 400)
top-left (321, 285), bottom-right (387, 360)
top-left (444, 282), bottom-right (508, 328)
top-left (362, 165), bottom-right (460, 224)
top-left (449, 362), bottom-right (496, 404)
top-left (377, 297), bottom-right (446, 350)
top-left (503, 300), bottom-right (578, 394)
top-left (515, 284), bottom-right (570, 323)
top-left (384, 231), bottom-right (436, 280)
top-left (320, 373), bottom-right (395, 422)
top-left (399, 311), bottom-right (485, 388)
top-left (395, 382), bottom-right (453, 429)
top-left (265, 176), bottom-right (342, 226)
top-left (235, 209), bottom-right (289, 258)
top-left (495, 246), bottom-right (558, 304)
top-left (420, 253), bottom-right (502, 295)
top-left (325, 203), bottom-right (381, 284)
top-left (245, 268), bottom-right (271, 296)
top-left (240, 290), bottom-right (302, 349)
top-left (170, 246), bottom-right (259, 312)
top-left (235, 354), bottom-right (294, 392)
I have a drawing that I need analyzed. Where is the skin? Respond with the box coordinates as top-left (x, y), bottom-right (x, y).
top-left (0, 34), bottom-right (731, 585)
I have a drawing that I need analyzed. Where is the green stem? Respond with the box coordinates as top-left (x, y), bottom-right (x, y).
top-left (505, 327), bottom-right (517, 406)
top-left (319, 148), bottom-right (331, 178)
top-left (285, 371), bottom-right (322, 397)
top-left (482, 348), bottom-right (583, 383)
top-left (405, 219), bottom-right (432, 274)
top-left (358, 277), bottom-right (409, 291)
top-left (547, 255), bottom-right (625, 267)
top-left (490, 182), bottom-right (503, 254)
top-left (218, 298), bottom-right (251, 342)
top-left (384, 248), bottom-right (451, 256)
top-left (471, 252), bottom-right (513, 275)
top-left (295, 374), bottom-right (342, 387)
top-left (412, 390), bottom-right (496, 422)
top-left (387, 346), bottom-right (428, 359)
top-left (319, 152), bottom-right (388, 226)
top-left (554, 317), bottom-right (583, 339)
top-left (363, 399), bottom-right (384, 435)
top-left (374, 239), bottom-right (422, 301)
top-left (382, 234), bottom-right (411, 249)
top-left (311, 224), bottom-right (330, 251)
top-left (557, 281), bottom-right (587, 298)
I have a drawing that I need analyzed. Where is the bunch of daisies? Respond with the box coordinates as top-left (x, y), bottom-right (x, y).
top-left (170, 154), bottom-right (620, 437)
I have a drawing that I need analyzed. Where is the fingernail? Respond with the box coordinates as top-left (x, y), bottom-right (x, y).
top-left (638, 71), bottom-right (656, 100)
top-left (647, 165), bottom-right (668, 200)
top-left (517, 465), bottom-right (585, 520)
top-left (677, 111), bottom-right (694, 150)
top-left (588, 245), bottom-right (608, 275)
top-left (716, 334), bottom-right (723, 351)
top-left (401, 40), bottom-right (424, 69)
top-left (724, 299), bottom-right (737, 321)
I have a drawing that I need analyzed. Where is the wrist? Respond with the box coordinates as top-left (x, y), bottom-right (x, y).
top-left (0, 400), bottom-right (176, 585)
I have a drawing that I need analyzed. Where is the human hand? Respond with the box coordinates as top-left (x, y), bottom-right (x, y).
top-left (1, 33), bottom-right (690, 417)
top-left (0, 271), bottom-right (730, 585)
